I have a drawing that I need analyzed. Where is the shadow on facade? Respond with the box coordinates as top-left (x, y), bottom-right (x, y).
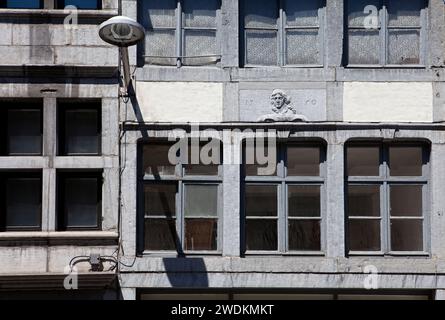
top-left (163, 258), bottom-right (209, 288)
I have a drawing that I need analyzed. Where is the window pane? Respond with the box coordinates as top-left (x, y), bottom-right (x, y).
top-left (144, 184), bottom-right (176, 216)
top-left (288, 219), bottom-right (321, 251)
top-left (184, 185), bottom-right (218, 217)
top-left (388, 0), bottom-right (423, 27)
top-left (183, 0), bottom-right (218, 28)
top-left (389, 146), bottom-right (423, 176)
top-left (347, 146), bottom-right (380, 176)
top-left (64, 109), bottom-right (100, 155)
top-left (6, 178), bottom-right (41, 229)
top-left (388, 29), bottom-right (420, 65)
top-left (390, 185), bottom-right (422, 217)
top-left (144, 30), bottom-right (176, 66)
top-left (245, 219), bottom-right (277, 251)
top-left (348, 185), bottom-right (380, 217)
top-left (245, 30), bottom-right (277, 66)
top-left (7, 109), bottom-right (42, 155)
top-left (288, 185), bottom-right (320, 217)
top-left (142, 0), bottom-right (176, 28)
top-left (285, 0), bottom-right (320, 26)
top-left (286, 29), bottom-right (320, 65)
top-left (245, 185), bottom-right (277, 217)
top-left (347, 0), bottom-right (380, 27)
top-left (184, 142), bottom-right (220, 175)
top-left (390, 219), bottom-right (423, 251)
top-left (62, 0), bottom-right (99, 9)
top-left (183, 30), bottom-right (218, 66)
top-left (64, 177), bottom-right (99, 228)
top-left (287, 146), bottom-right (320, 176)
top-left (348, 29), bottom-right (380, 65)
top-left (6, 0), bottom-right (41, 8)
top-left (244, 0), bottom-right (278, 28)
top-left (143, 144), bottom-right (176, 176)
top-left (144, 218), bottom-right (177, 250)
top-left (349, 219), bottom-right (381, 251)
top-left (244, 142), bottom-right (277, 176)
top-left (185, 218), bottom-right (217, 250)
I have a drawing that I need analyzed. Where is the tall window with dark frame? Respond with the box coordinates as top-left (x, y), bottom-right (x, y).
top-left (57, 171), bottom-right (102, 231)
top-left (56, 0), bottom-right (101, 9)
top-left (0, 0), bottom-right (43, 8)
top-left (58, 101), bottom-right (101, 156)
top-left (0, 171), bottom-right (42, 232)
top-left (243, 141), bottom-right (325, 253)
top-left (346, 142), bottom-right (429, 254)
top-left (241, 0), bottom-right (325, 67)
top-left (140, 141), bottom-right (222, 254)
top-left (0, 101), bottom-right (43, 156)
top-left (346, 0), bottom-right (427, 66)
top-left (139, 0), bottom-right (221, 67)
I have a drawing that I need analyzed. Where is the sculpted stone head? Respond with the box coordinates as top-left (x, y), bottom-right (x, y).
top-left (270, 89), bottom-right (291, 111)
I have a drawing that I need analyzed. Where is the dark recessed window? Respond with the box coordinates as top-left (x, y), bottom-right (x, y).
top-left (0, 101), bottom-right (43, 156)
top-left (346, 142), bottom-right (428, 254)
top-left (0, 172), bottom-right (42, 231)
top-left (243, 141), bottom-right (325, 253)
top-left (0, 0), bottom-right (43, 8)
top-left (141, 141), bottom-right (222, 253)
top-left (57, 0), bottom-right (101, 9)
top-left (57, 172), bottom-right (102, 231)
top-left (58, 101), bottom-right (101, 156)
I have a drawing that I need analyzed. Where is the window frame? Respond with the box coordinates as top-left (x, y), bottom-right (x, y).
top-left (57, 100), bottom-right (102, 156)
top-left (0, 100), bottom-right (43, 157)
top-left (242, 140), bottom-right (327, 255)
top-left (138, 140), bottom-right (223, 256)
top-left (345, 0), bottom-right (428, 68)
top-left (345, 141), bottom-right (430, 256)
top-left (0, 171), bottom-right (42, 232)
top-left (0, 0), bottom-right (44, 9)
top-left (141, 0), bottom-right (222, 67)
top-left (241, 0), bottom-right (326, 68)
top-left (56, 0), bottom-right (102, 9)
top-left (57, 171), bottom-right (103, 231)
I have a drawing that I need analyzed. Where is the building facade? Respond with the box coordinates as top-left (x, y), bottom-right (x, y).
top-left (1, 0), bottom-right (445, 300)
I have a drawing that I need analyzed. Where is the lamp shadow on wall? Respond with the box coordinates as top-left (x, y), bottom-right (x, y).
top-left (163, 257), bottom-right (209, 288)
top-left (152, 178), bottom-right (209, 288)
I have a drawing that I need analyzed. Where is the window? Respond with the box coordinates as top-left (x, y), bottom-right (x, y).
top-left (139, 0), bottom-right (221, 67)
top-left (140, 141), bottom-right (222, 253)
top-left (57, 172), bottom-right (102, 231)
top-left (58, 101), bottom-right (101, 155)
top-left (0, 101), bottom-right (43, 156)
top-left (241, 0), bottom-right (325, 67)
top-left (0, 0), bottom-right (43, 8)
top-left (56, 0), bottom-right (101, 9)
top-left (346, 142), bottom-right (429, 254)
top-left (0, 172), bottom-right (42, 231)
top-left (346, 0), bottom-right (427, 66)
top-left (243, 141), bottom-right (325, 253)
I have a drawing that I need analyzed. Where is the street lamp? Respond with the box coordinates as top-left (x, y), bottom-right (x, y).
top-left (99, 16), bottom-right (145, 94)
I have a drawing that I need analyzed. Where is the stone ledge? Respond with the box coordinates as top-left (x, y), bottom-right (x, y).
top-left (0, 231), bottom-right (118, 241)
top-left (0, 8), bottom-right (117, 21)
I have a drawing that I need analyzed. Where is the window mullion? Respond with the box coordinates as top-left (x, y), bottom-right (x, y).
top-left (381, 3), bottom-right (388, 65)
top-left (176, 0), bottom-right (182, 67)
top-left (279, 0), bottom-right (285, 66)
top-left (177, 180), bottom-right (184, 254)
top-left (281, 181), bottom-right (287, 253)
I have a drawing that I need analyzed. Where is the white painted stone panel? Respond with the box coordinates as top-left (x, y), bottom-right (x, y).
top-left (136, 82), bottom-right (223, 122)
top-left (343, 82), bottom-right (433, 122)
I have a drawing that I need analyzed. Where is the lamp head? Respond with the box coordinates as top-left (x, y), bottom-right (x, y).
top-left (99, 16), bottom-right (145, 47)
